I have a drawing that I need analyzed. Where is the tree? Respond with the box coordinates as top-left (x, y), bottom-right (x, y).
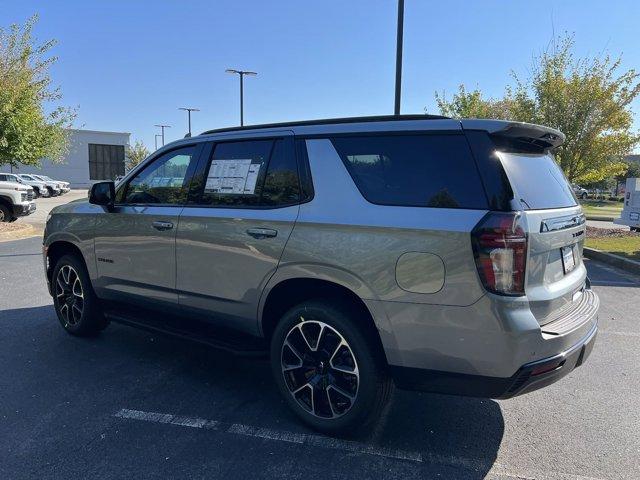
top-left (432, 35), bottom-right (640, 183)
top-left (0, 15), bottom-right (75, 169)
top-left (125, 140), bottom-right (150, 171)
top-left (434, 85), bottom-right (514, 120)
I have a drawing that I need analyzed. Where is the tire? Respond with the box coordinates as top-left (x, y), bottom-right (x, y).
top-left (581, 192), bottom-right (588, 199)
top-left (270, 300), bottom-right (393, 436)
top-left (52, 254), bottom-right (109, 336)
top-left (0, 204), bottom-right (11, 223)
top-left (47, 187), bottom-right (56, 197)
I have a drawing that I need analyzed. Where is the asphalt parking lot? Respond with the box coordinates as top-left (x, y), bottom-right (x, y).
top-left (1, 237), bottom-right (639, 479)
top-left (22, 190), bottom-right (88, 230)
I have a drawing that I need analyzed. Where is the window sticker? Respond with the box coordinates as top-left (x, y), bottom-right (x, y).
top-left (205, 159), bottom-right (261, 194)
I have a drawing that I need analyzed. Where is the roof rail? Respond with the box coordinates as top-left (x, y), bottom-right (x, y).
top-left (199, 114), bottom-right (450, 136)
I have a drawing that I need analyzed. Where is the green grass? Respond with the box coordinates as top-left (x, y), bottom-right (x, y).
top-left (586, 237), bottom-right (640, 262)
top-left (579, 199), bottom-right (623, 220)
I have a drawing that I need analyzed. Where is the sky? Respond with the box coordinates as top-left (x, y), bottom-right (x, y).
top-left (3, 0), bottom-right (640, 149)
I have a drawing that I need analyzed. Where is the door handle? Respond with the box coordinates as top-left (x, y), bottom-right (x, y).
top-left (152, 220), bottom-right (174, 231)
top-left (246, 228), bottom-right (277, 239)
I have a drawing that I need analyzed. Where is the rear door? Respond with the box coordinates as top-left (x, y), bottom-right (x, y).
top-left (496, 150), bottom-right (587, 325)
top-left (175, 133), bottom-right (301, 334)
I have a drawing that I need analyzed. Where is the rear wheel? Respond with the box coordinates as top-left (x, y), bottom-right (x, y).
top-left (270, 300), bottom-right (393, 436)
top-left (52, 254), bottom-right (109, 336)
top-left (581, 192), bottom-right (588, 199)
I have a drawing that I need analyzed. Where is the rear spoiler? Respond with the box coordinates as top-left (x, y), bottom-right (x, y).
top-left (461, 119), bottom-right (565, 152)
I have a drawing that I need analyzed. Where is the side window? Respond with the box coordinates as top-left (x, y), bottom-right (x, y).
top-left (197, 138), bottom-right (300, 207)
top-left (121, 146), bottom-right (197, 205)
top-left (261, 139), bottom-right (300, 206)
top-left (199, 140), bottom-right (273, 207)
top-left (0, 175), bottom-right (6, 181)
top-left (331, 134), bottom-right (488, 209)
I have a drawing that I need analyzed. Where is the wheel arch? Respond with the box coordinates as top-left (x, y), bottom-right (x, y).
top-left (46, 240), bottom-right (89, 286)
top-left (0, 195), bottom-right (13, 209)
top-left (259, 275), bottom-right (392, 365)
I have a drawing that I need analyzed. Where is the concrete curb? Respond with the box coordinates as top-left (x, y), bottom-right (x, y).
top-left (585, 215), bottom-right (616, 222)
top-left (583, 247), bottom-right (640, 275)
top-left (0, 223), bottom-right (41, 243)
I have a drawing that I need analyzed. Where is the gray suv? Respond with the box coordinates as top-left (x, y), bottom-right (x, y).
top-left (43, 116), bottom-right (598, 435)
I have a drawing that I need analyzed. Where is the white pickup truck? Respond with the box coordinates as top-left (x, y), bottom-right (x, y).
top-left (0, 179), bottom-right (36, 222)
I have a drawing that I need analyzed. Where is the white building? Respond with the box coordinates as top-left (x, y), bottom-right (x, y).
top-left (17, 129), bottom-right (130, 188)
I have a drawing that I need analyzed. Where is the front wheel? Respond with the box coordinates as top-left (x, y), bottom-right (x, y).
top-left (581, 192), bottom-right (588, 199)
top-left (0, 204), bottom-right (12, 223)
top-left (270, 300), bottom-right (393, 436)
top-left (52, 254), bottom-right (109, 336)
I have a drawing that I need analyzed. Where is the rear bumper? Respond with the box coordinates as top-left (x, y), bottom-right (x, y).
top-left (390, 321), bottom-right (597, 398)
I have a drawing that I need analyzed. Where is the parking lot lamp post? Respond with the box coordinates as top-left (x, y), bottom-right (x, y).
top-left (154, 124), bottom-right (171, 146)
top-left (225, 69), bottom-right (257, 126)
top-left (179, 107), bottom-right (200, 137)
top-left (394, 0), bottom-right (404, 115)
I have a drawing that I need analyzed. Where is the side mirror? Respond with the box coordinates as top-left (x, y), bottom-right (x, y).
top-left (89, 181), bottom-right (115, 209)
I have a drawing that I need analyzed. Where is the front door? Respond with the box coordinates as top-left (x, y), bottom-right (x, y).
top-left (176, 134), bottom-right (301, 334)
top-left (93, 144), bottom-right (201, 308)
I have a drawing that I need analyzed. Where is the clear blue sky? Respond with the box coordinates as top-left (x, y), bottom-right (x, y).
top-left (4, 0), bottom-right (640, 149)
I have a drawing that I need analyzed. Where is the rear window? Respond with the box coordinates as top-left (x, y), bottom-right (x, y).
top-left (330, 134), bottom-right (488, 209)
top-left (498, 152), bottom-right (577, 210)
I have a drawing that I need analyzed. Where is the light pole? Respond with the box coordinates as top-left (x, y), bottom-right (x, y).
top-left (154, 134), bottom-right (162, 150)
top-left (225, 69), bottom-right (257, 126)
top-left (394, 0), bottom-right (404, 115)
top-left (154, 124), bottom-right (171, 146)
top-left (179, 107), bottom-right (200, 137)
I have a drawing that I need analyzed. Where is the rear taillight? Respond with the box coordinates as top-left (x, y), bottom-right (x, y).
top-left (471, 212), bottom-right (527, 296)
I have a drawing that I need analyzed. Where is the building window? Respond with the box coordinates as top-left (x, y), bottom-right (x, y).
top-left (88, 144), bottom-right (125, 180)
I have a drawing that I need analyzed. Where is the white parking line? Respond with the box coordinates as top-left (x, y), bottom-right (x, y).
top-left (115, 408), bottom-right (423, 463)
top-left (114, 409), bottom-right (219, 429)
top-left (113, 408), bottom-right (605, 479)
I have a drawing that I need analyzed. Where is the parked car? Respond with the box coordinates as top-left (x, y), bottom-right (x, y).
top-left (572, 184), bottom-right (588, 199)
top-left (0, 172), bottom-right (49, 198)
top-left (31, 174), bottom-right (70, 194)
top-left (19, 174), bottom-right (61, 196)
top-left (43, 115), bottom-right (598, 435)
top-left (0, 178), bottom-right (35, 222)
